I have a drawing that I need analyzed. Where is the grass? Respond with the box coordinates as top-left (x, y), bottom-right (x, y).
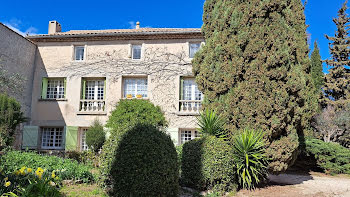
top-left (60, 184), bottom-right (107, 197)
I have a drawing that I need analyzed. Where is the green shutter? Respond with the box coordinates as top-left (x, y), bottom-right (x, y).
top-left (82, 79), bottom-right (86, 99)
top-left (65, 126), bottom-right (78, 151)
top-left (41, 78), bottom-right (48, 99)
top-left (180, 77), bottom-right (184, 100)
top-left (22, 126), bottom-right (39, 149)
top-left (64, 78), bottom-right (67, 98)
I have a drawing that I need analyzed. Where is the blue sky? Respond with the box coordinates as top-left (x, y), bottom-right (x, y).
top-left (1, 0), bottom-right (348, 73)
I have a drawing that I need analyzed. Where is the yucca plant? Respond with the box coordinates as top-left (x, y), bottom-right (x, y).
top-left (232, 128), bottom-right (268, 189)
top-left (197, 109), bottom-right (227, 138)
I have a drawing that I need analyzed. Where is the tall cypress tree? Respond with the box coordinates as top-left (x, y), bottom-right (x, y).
top-left (310, 41), bottom-right (324, 100)
top-left (323, 1), bottom-right (350, 108)
top-left (193, 0), bottom-right (317, 173)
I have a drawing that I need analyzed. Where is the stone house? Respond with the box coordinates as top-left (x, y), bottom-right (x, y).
top-left (1, 21), bottom-right (205, 151)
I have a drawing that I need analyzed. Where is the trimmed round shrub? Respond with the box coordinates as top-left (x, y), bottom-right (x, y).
top-left (86, 119), bottom-right (105, 153)
top-left (111, 124), bottom-right (179, 196)
top-left (181, 136), bottom-right (236, 193)
top-left (100, 99), bottom-right (168, 189)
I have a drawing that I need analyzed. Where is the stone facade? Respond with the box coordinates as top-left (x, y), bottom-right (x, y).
top-left (1, 21), bottom-right (204, 150)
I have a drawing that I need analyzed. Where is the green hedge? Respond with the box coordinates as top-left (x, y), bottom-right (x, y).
top-left (100, 99), bottom-right (168, 189)
top-left (110, 124), bottom-right (179, 196)
top-left (181, 136), bottom-right (236, 192)
top-left (0, 150), bottom-right (94, 183)
top-left (304, 138), bottom-right (350, 174)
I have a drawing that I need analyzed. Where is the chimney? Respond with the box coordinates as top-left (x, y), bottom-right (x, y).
top-left (136, 21), bottom-right (140, 29)
top-left (48, 21), bottom-right (61, 34)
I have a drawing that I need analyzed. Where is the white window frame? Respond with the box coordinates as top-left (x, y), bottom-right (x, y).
top-left (74, 46), bottom-right (85, 61)
top-left (41, 127), bottom-right (64, 150)
top-left (189, 43), bottom-right (201, 58)
top-left (132, 45), bottom-right (142, 60)
top-left (85, 80), bottom-right (105, 100)
top-left (180, 129), bottom-right (200, 145)
top-left (80, 128), bottom-right (89, 151)
top-left (123, 77), bottom-right (148, 98)
top-left (46, 78), bottom-right (65, 99)
top-left (183, 78), bottom-right (203, 101)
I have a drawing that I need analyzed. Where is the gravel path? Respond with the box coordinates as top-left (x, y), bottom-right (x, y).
top-left (236, 172), bottom-right (350, 197)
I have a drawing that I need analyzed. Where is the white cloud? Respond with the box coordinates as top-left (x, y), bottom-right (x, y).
top-left (128, 21), bottom-right (136, 29)
top-left (3, 19), bottom-right (38, 36)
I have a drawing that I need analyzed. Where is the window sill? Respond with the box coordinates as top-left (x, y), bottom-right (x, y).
top-left (176, 112), bottom-right (200, 116)
top-left (121, 97), bottom-right (149, 100)
top-left (77, 111), bottom-right (107, 115)
top-left (38, 99), bottom-right (68, 102)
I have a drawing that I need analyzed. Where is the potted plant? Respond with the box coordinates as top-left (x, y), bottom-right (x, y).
top-left (126, 94), bottom-right (133, 99)
top-left (136, 94), bottom-right (143, 99)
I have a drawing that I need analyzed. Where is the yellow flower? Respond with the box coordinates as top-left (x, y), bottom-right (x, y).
top-left (4, 181), bottom-right (11, 187)
top-left (3, 177), bottom-right (8, 181)
top-left (27, 168), bottom-right (32, 173)
top-left (51, 171), bottom-right (56, 179)
top-left (35, 167), bottom-right (44, 180)
top-left (19, 167), bottom-right (26, 176)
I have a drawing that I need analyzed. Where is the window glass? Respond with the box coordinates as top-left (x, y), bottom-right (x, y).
top-left (81, 128), bottom-right (89, 151)
top-left (183, 79), bottom-right (202, 101)
top-left (75, 46), bottom-right (85, 61)
top-left (47, 79), bottom-right (65, 99)
top-left (180, 129), bottom-right (199, 144)
top-left (41, 127), bottom-right (64, 149)
top-left (85, 80), bottom-right (105, 100)
top-left (132, 45), bottom-right (142, 59)
top-left (189, 43), bottom-right (201, 58)
top-left (123, 78), bottom-right (148, 98)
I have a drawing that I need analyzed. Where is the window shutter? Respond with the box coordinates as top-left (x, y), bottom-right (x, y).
top-left (41, 78), bottom-right (48, 99)
top-left (64, 78), bottom-right (67, 98)
top-left (65, 126), bottom-right (78, 151)
top-left (22, 126), bottom-right (39, 149)
top-left (180, 77), bottom-right (184, 100)
top-left (82, 79), bottom-right (86, 99)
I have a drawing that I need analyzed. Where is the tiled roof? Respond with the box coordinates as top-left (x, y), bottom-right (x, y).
top-left (27, 28), bottom-right (202, 37)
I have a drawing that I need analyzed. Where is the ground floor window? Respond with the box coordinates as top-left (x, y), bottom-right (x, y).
top-left (180, 129), bottom-right (200, 144)
top-left (81, 128), bottom-right (89, 151)
top-left (41, 127), bottom-right (64, 149)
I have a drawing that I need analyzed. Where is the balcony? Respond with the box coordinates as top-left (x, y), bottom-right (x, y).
top-left (78, 100), bottom-right (106, 115)
top-left (179, 100), bottom-right (202, 115)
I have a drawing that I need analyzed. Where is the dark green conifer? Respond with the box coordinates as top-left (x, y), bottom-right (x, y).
top-left (310, 41), bottom-right (324, 98)
top-left (193, 0), bottom-right (317, 173)
top-left (323, 1), bottom-right (350, 108)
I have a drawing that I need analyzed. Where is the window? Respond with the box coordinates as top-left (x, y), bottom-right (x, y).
top-left (180, 78), bottom-right (203, 112)
top-left (181, 78), bottom-right (203, 101)
top-left (74, 46), bottom-right (85, 61)
top-left (180, 129), bottom-right (199, 144)
top-left (41, 127), bottom-right (64, 149)
top-left (189, 43), bottom-right (201, 58)
top-left (83, 79), bottom-right (105, 100)
top-left (132, 45), bottom-right (142, 60)
top-left (42, 78), bottom-right (66, 99)
top-left (81, 128), bottom-right (89, 151)
top-left (123, 78), bottom-right (148, 98)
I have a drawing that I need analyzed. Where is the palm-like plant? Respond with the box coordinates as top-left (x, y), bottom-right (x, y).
top-left (197, 109), bottom-right (227, 138)
top-left (232, 128), bottom-right (268, 189)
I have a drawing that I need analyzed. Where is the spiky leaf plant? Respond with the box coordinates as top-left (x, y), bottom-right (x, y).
top-left (232, 129), bottom-right (269, 189)
top-left (197, 109), bottom-right (226, 138)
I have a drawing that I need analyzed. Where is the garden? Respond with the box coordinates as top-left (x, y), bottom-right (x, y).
top-left (1, 0), bottom-right (350, 197)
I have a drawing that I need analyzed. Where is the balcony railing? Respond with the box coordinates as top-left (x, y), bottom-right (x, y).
top-left (79, 100), bottom-right (106, 112)
top-left (179, 100), bottom-right (202, 113)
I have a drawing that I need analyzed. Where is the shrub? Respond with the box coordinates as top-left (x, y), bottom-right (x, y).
top-left (110, 124), bottom-right (179, 196)
top-left (304, 138), bottom-right (350, 174)
top-left (197, 109), bottom-right (226, 138)
top-left (86, 119), bottom-right (105, 153)
top-left (100, 99), bottom-right (168, 189)
top-left (181, 136), bottom-right (236, 193)
top-left (0, 150), bottom-right (94, 183)
top-left (231, 129), bottom-right (268, 189)
top-left (0, 94), bottom-right (26, 146)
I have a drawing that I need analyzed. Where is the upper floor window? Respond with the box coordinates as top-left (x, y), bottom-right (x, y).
top-left (41, 78), bottom-right (66, 99)
top-left (180, 77), bottom-right (203, 113)
top-left (123, 77), bottom-right (148, 98)
top-left (189, 43), bottom-right (201, 58)
top-left (41, 127), bottom-right (64, 150)
top-left (80, 78), bottom-right (106, 113)
top-left (74, 46), bottom-right (85, 61)
top-left (132, 45), bottom-right (142, 60)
